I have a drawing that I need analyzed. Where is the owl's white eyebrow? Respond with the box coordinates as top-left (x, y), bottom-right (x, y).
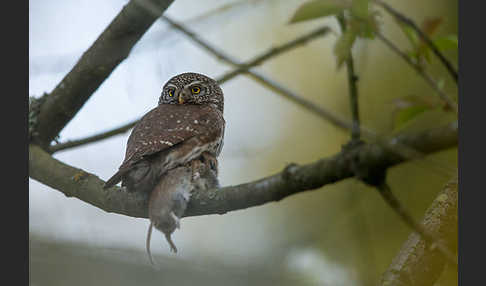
top-left (166, 83), bottom-right (177, 89)
top-left (184, 81), bottom-right (203, 88)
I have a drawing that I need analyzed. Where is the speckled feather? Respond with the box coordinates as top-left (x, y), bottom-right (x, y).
top-left (104, 72), bottom-right (224, 195)
top-left (104, 103), bottom-right (224, 191)
top-left (121, 104), bottom-right (224, 171)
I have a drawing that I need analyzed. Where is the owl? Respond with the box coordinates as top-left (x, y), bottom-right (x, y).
top-left (104, 72), bottom-right (225, 260)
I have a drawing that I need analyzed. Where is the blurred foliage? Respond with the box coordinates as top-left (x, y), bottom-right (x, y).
top-left (398, 17), bottom-right (458, 68)
top-left (288, 0), bottom-right (349, 24)
top-left (289, 0), bottom-right (381, 68)
top-left (262, 0), bottom-right (457, 285)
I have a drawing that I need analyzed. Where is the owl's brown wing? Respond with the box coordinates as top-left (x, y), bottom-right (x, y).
top-left (104, 104), bottom-right (224, 190)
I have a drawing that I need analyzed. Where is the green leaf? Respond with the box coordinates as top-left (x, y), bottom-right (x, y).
top-left (348, 11), bottom-right (380, 39)
top-left (413, 17), bottom-right (444, 64)
top-left (393, 105), bottom-right (430, 131)
top-left (421, 18), bottom-right (443, 37)
top-left (433, 34), bottom-right (458, 52)
top-left (397, 22), bottom-right (420, 50)
top-left (334, 28), bottom-right (357, 69)
top-left (289, 0), bottom-right (349, 24)
top-left (351, 0), bottom-right (369, 19)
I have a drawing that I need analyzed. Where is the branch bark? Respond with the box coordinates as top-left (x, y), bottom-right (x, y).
top-left (380, 176), bottom-right (458, 286)
top-left (33, 0), bottom-right (174, 148)
top-left (29, 122), bottom-right (457, 219)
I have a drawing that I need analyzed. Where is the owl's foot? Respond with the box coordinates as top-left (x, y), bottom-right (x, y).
top-left (200, 152), bottom-right (218, 172)
top-left (190, 160), bottom-right (202, 181)
top-left (165, 233), bottom-right (178, 253)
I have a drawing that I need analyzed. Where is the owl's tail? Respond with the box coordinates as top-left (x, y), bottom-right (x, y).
top-left (103, 171), bottom-right (123, 189)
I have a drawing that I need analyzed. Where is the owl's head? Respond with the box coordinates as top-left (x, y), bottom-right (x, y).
top-left (159, 72), bottom-right (224, 112)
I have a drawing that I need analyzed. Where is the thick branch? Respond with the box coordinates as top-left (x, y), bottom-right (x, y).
top-left (34, 0), bottom-right (174, 147)
top-left (380, 176), bottom-right (458, 286)
top-left (29, 122), bottom-right (457, 219)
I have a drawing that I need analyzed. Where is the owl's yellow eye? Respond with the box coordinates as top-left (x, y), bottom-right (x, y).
top-left (191, 87), bottom-right (201, 94)
top-left (168, 89), bottom-right (175, 97)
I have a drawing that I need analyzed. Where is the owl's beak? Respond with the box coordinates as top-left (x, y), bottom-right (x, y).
top-left (178, 90), bottom-right (190, 104)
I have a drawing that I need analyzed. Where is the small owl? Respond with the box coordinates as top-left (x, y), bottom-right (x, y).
top-left (104, 72), bottom-right (225, 260)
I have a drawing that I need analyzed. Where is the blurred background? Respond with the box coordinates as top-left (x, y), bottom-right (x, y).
top-left (29, 0), bottom-right (458, 285)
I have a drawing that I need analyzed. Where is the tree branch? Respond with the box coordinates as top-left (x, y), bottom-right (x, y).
top-left (374, 0), bottom-right (458, 83)
top-left (29, 122), bottom-right (457, 219)
top-left (380, 176), bottom-right (458, 286)
top-left (48, 120), bottom-right (138, 154)
top-left (215, 27), bottom-right (331, 84)
top-left (33, 0), bottom-right (174, 148)
top-left (337, 14), bottom-right (361, 141)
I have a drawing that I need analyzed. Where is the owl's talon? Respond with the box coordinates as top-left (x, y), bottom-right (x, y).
top-left (201, 152), bottom-right (218, 172)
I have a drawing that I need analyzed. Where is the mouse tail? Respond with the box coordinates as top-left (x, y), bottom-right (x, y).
top-left (146, 221), bottom-right (156, 266)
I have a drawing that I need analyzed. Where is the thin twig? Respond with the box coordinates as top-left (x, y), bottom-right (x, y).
top-left (247, 71), bottom-right (352, 130)
top-left (162, 16), bottom-right (351, 130)
top-left (215, 27), bottom-right (331, 84)
top-left (377, 182), bottom-right (457, 266)
top-left (376, 31), bottom-right (458, 114)
top-left (48, 119), bottom-right (138, 153)
top-left (337, 14), bottom-right (361, 141)
top-left (374, 0), bottom-right (458, 83)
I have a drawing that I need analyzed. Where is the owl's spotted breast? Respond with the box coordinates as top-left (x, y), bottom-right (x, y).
top-left (119, 104), bottom-right (225, 171)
